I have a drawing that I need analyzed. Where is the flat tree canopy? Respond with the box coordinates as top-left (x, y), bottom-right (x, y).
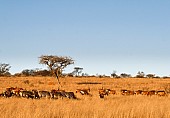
top-left (74, 67), bottom-right (83, 76)
top-left (39, 55), bottom-right (74, 85)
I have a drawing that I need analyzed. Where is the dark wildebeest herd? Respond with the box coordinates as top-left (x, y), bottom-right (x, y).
top-left (0, 87), bottom-right (168, 100)
top-left (0, 87), bottom-right (77, 99)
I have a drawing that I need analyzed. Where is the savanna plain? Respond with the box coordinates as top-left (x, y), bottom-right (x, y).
top-left (1, 76), bottom-right (170, 118)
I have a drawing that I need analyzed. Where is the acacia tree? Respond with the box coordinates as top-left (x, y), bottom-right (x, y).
top-left (0, 63), bottom-right (11, 76)
top-left (111, 70), bottom-right (119, 78)
top-left (136, 71), bottom-right (145, 78)
top-left (73, 67), bottom-right (83, 76)
top-left (146, 74), bottom-right (155, 78)
top-left (120, 73), bottom-right (131, 78)
top-left (39, 55), bottom-right (74, 85)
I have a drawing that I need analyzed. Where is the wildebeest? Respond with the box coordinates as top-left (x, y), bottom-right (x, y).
top-left (4, 90), bottom-right (13, 98)
top-left (135, 90), bottom-right (143, 95)
top-left (99, 93), bottom-right (105, 98)
top-left (19, 90), bottom-right (34, 99)
top-left (147, 90), bottom-right (157, 96)
top-left (4, 87), bottom-right (25, 97)
top-left (1, 87), bottom-right (15, 98)
top-left (32, 89), bottom-right (40, 99)
top-left (3, 87), bottom-right (16, 97)
top-left (38, 90), bottom-right (51, 98)
top-left (60, 91), bottom-right (78, 99)
top-left (51, 89), bottom-right (64, 99)
top-left (12, 87), bottom-right (24, 97)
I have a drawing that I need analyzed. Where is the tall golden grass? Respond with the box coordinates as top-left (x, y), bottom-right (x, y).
top-left (0, 76), bottom-right (170, 118)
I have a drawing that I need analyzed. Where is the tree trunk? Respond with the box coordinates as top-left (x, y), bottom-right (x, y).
top-left (54, 71), bottom-right (61, 86)
top-left (50, 67), bottom-right (62, 86)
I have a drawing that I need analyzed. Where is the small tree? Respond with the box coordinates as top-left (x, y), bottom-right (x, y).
top-left (0, 63), bottom-right (11, 76)
top-left (146, 74), bottom-right (155, 78)
top-left (111, 70), bottom-right (119, 78)
top-left (35, 69), bottom-right (51, 76)
top-left (39, 55), bottom-right (74, 85)
top-left (120, 73), bottom-right (131, 78)
top-left (136, 71), bottom-right (145, 78)
top-left (21, 69), bottom-right (35, 76)
top-left (73, 67), bottom-right (83, 76)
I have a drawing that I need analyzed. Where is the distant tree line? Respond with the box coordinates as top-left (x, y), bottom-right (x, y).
top-left (0, 62), bottom-right (166, 79)
top-left (110, 71), bottom-right (161, 79)
top-left (14, 69), bottom-right (51, 77)
top-left (0, 55), bottom-right (169, 79)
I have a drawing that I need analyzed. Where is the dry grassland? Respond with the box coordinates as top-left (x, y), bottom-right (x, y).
top-left (0, 76), bottom-right (170, 118)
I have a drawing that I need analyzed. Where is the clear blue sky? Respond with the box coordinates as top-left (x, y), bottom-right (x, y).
top-left (0, 1), bottom-right (170, 76)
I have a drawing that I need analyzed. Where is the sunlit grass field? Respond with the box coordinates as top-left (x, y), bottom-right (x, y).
top-left (0, 76), bottom-right (170, 118)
